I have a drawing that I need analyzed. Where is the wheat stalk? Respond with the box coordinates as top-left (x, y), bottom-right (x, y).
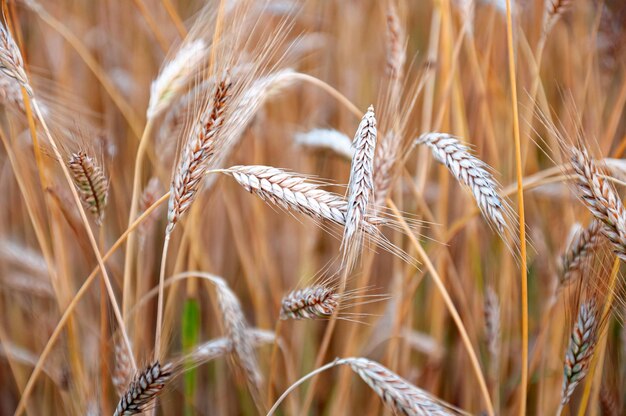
top-left (570, 146), bottom-right (626, 262)
top-left (557, 300), bottom-right (599, 414)
top-left (167, 75), bottom-right (231, 234)
top-left (114, 361), bottom-right (172, 416)
top-left (342, 105), bottom-right (377, 268)
top-left (68, 151), bottom-right (109, 225)
top-left (415, 132), bottom-right (510, 234)
top-left (559, 220), bottom-right (602, 286)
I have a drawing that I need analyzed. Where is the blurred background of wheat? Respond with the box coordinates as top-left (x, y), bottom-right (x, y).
top-left (0, 0), bottom-right (625, 415)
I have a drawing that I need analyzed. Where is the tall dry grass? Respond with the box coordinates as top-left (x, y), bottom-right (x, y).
top-left (0, 0), bottom-right (625, 415)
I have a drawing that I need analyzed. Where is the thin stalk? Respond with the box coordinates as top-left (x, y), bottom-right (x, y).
top-left (123, 120), bottom-right (155, 318)
top-left (299, 266), bottom-right (350, 414)
top-left (24, 1), bottom-right (143, 138)
top-left (132, 0), bottom-right (169, 52)
top-left (388, 200), bottom-right (494, 416)
top-left (268, 360), bottom-right (341, 415)
top-left (154, 233), bottom-right (171, 360)
top-left (503, 4), bottom-right (528, 414)
top-left (161, 0), bottom-right (188, 38)
top-left (13, 192), bottom-right (170, 416)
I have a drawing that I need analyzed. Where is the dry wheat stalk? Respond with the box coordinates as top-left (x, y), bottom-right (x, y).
top-left (167, 75), bottom-right (231, 233)
top-left (147, 39), bottom-right (206, 119)
top-left (68, 151), bottom-right (109, 225)
top-left (280, 285), bottom-right (339, 320)
top-left (139, 177), bottom-right (163, 236)
top-left (114, 361), bottom-right (172, 416)
top-left (340, 357), bottom-right (463, 416)
top-left (484, 286), bottom-right (500, 366)
top-left (570, 147), bottom-right (626, 262)
top-left (342, 105), bottom-right (377, 267)
top-left (0, 24), bottom-right (31, 95)
top-left (558, 300), bottom-right (598, 412)
top-left (560, 220), bottom-right (602, 286)
top-left (415, 133), bottom-right (509, 234)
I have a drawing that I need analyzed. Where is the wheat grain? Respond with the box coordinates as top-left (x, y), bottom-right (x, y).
top-left (68, 151), bottom-right (109, 225)
top-left (570, 146), bottom-right (626, 262)
top-left (415, 133), bottom-right (509, 234)
top-left (114, 361), bottom-right (172, 416)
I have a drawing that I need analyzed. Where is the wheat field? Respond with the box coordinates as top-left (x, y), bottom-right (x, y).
top-left (0, 0), bottom-right (625, 415)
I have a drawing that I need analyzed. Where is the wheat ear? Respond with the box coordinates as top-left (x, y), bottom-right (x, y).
top-left (167, 75), bottom-right (231, 233)
top-left (68, 151), bottom-right (109, 225)
top-left (294, 128), bottom-right (354, 159)
top-left (147, 39), bottom-right (206, 119)
top-left (114, 361), bottom-right (172, 416)
top-left (211, 276), bottom-right (264, 404)
top-left (268, 357), bottom-right (465, 415)
top-left (415, 132), bottom-right (510, 235)
top-left (342, 105), bottom-right (377, 269)
top-left (280, 285), bottom-right (339, 320)
top-left (559, 220), bottom-right (602, 286)
top-left (0, 25), bottom-right (31, 95)
top-left (557, 300), bottom-right (599, 414)
top-left (543, 0), bottom-right (572, 36)
top-left (570, 147), bottom-right (626, 262)
top-left (484, 286), bottom-right (501, 371)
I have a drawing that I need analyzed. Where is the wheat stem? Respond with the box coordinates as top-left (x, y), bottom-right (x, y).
top-left (388, 200), bottom-right (494, 416)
